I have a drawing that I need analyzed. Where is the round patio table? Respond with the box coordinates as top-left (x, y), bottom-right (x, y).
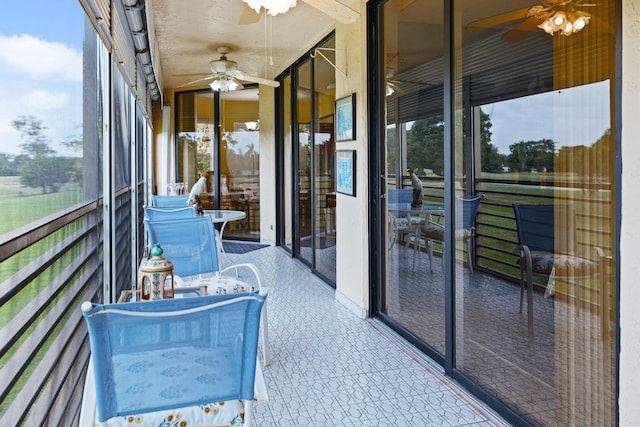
top-left (203, 210), bottom-right (246, 251)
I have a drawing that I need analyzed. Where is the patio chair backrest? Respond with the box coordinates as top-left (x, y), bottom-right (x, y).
top-left (456, 195), bottom-right (484, 230)
top-left (143, 216), bottom-right (220, 276)
top-left (81, 292), bottom-right (266, 422)
top-left (388, 189), bottom-right (413, 204)
top-left (144, 205), bottom-right (197, 220)
top-left (151, 194), bottom-right (190, 208)
top-left (513, 204), bottom-right (576, 254)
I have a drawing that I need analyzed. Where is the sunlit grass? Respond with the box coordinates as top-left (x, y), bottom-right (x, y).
top-left (0, 176), bottom-right (82, 235)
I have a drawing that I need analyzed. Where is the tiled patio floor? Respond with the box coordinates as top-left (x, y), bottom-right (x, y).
top-left (224, 243), bottom-right (511, 426)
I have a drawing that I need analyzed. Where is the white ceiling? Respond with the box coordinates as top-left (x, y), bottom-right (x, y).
top-left (149, 0), bottom-right (344, 90)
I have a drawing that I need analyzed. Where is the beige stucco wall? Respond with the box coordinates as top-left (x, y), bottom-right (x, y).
top-left (259, 87), bottom-right (277, 245)
top-left (619, 0), bottom-right (640, 423)
top-left (333, 0), bottom-right (370, 317)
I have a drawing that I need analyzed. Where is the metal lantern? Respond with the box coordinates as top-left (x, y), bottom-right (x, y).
top-left (140, 244), bottom-right (175, 300)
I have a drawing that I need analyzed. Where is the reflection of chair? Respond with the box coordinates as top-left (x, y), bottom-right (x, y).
top-left (144, 206), bottom-right (197, 220)
top-left (513, 204), bottom-right (604, 334)
top-left (418, 195), bottom-right (484, 273)
top-left (80, 291), bottom-right (267, 426)
top-left (143, 216), bottom-right (270, 366)
top-left (151, 194), bottom-right (190, 207)
top-left (388, 189), bottom-right (422, 247)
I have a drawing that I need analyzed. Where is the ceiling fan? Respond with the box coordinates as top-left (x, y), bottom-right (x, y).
top-left (175, 47), bottom-right (280, 91)
top-left (467, 0), bottom-right (595, 43)
top-left (385, 64), bottom-right (435, 97)
top-left (238, 0), bottom-right (359, 25)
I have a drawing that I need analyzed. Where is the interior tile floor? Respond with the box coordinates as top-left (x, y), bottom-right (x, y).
top-left (223, 243), bottom-right (510, 426)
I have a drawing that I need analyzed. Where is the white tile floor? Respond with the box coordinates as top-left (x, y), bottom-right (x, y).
top-left (225, 244), bottom-right (511, 426)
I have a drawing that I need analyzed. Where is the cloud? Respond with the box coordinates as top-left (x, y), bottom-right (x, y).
top-left (20, 90), bottom-right (70, 109)
top-left (0, 34), bottom-right (81, 81)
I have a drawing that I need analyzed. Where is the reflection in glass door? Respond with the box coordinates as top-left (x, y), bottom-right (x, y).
top-left (297, 60), bottom-right (313, 265)
top-left (280, 34), bottom-right (337, 286)
top-left (313, 37), bottom-right (337, 283)
top-left (375, 0), bottom-right (617, 425)
top-left (382, 0), bottom-right (446, 357)
top-left (220, 89), bottom-right (261, 239)
top-left (281, 74), bottom-right (293, 251)
top-left (175, 88), bottom-right (262, 240)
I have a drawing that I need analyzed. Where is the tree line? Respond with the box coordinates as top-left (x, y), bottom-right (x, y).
top-left (0, 116), bottom-right (81, 193)
top-left (395, 109), bottom-right (610, 176)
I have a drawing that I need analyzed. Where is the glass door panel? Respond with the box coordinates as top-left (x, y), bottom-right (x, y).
top-left (282, 75), bottom-right (293, 251)
top-left (220, 88), bottom-right (260, 238)
top-left (297, 60), bottom-right (313, 264)
top-left (454, 1), bottom-right (617, 425)
top-left (176, 91), bottom-right (215, 195)
top-left (314, 37), bottom-right (336, 283)
top-left (382, 0), bottom-right (446, 356)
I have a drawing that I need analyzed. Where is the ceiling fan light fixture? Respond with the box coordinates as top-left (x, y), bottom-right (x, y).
top-left (537, 7), bottom-right (591, 37)
top-left (242, 0), bottom-right (297, 16)
top-left (569, 10), bottom-right (591, 31)
top-left (537, 19), bottom-right (555, 34)
top-left (386, 84), bottom-right (395, 97)
top-left (552, 10), bottom-right (567, 26)
top-left (210, 76), bottom-right (244, 92)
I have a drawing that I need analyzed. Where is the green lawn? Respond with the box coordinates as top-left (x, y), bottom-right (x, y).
top-left (0, 176), bottom-right (82, 235)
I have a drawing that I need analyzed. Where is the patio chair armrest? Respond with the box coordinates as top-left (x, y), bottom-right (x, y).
top-left (514, 244), bottom-right (534, 276)
top-left (421, 219), bottom-right (444, 229)
top-left (220, 262), bottom-right (264, 289)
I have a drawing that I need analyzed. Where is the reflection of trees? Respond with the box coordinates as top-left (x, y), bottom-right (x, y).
top-left (556, 129), bottom-right (612, 179)
top-left (223, 132), bottom-right (260, 177)
top-left (403, 110), bottom-right (499, 176)
top-left (246, 142), bottom-right (258, 174)
top-left (506, 139), bottom-right (555, 173)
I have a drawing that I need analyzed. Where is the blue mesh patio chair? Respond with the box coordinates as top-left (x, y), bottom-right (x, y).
top-left (79, 291), bottom-right (267, 426)
top-left (143, 216), bottom-right (270, 366)
top-left (417, 194), bottom-right (484, 273)
top-left (151, 194), bottom-right (190, 207)
top-left (513, 204), bottom-right (605, 334)
top-left (143, 205), bottom-right (234, 269)
top-left (144, 205), bottom-right (197, 220)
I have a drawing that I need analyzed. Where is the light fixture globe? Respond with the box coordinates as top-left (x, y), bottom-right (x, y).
top-left (569, 10), bottom-right (591, 31)
top-left (243, 0), bottom-right (297, 16)
top-left (210, 76), bottom-right (244, 92)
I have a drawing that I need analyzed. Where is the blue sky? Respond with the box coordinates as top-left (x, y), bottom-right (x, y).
top-left (484, 80), bottom-right (611, 154)
top-left (0, 0), bottom-right (84, 156)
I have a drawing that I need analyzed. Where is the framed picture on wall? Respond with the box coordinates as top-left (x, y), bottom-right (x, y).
top-left (335, 93), bottom-right (356, 142)
top-left (336, 150), bottom-right (356, 197)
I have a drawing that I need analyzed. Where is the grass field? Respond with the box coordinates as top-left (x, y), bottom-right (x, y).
top-left (0, 176), bottom-right (82, 235)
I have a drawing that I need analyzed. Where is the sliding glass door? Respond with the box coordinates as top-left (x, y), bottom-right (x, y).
top-left (279, 33), bottom-right (337, 285)
top-left (373, 1), bottom-right (617, 425)
top-left (175, 87), bottom-right (261, 239)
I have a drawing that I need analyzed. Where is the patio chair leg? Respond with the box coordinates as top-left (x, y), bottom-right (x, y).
top-left (466, 240), bottom-right (474, 274)
top-left (261, 305), bottom-right (270, 366)
top-left (519, 270), bottom-right (525, 313)
top-left (412, 233), bottom-right (419, 271)
top-left (427, 240), bottom-right (434, 273)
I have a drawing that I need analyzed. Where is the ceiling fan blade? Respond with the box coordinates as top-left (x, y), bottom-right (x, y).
top-left (502, 16), bottom-right (543, 43)
top-left (466, 7), bottom-right (530, 30)
top-left (301, 0), bottom-right (359, 24)
top-left (230, 70), bottom-right (281, 87)
top-left (175, 75), bottom-right (215, 88)
top-left (386, 82), bottom-right (405, 95)
top-left (173, 73), bottom-right (210, 77)
top-left (390, 78), bottom-right (434, 87)
top-left (239, 4), bottom-right (261, 25)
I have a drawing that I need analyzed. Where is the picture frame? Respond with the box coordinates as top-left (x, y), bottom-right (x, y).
top-left (335, 93), bottom-right (356, 142)
top-left (336, 150), bottom-right (356, 197)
